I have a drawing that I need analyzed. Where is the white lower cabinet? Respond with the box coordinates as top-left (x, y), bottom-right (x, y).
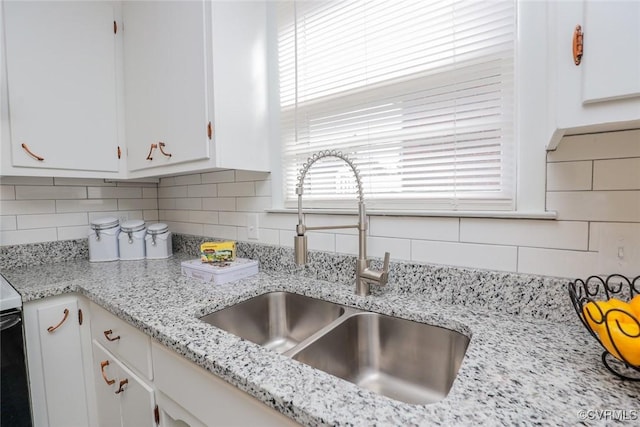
top-left (152, 341), bottom-right (300, 427)
top-left (23, 294), bottom-right (97, 427)
top-left (92, 341), bottom-right (157, 427)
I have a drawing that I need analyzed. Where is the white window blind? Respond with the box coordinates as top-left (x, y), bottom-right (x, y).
top-left (278, 0), bottom-right (516, 211)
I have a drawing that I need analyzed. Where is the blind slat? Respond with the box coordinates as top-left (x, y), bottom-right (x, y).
top-left (279, 0), bottom-right (516, 210)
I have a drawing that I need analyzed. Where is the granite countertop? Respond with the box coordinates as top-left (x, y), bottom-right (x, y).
top-left (2, 254), bottom-right (639, 426)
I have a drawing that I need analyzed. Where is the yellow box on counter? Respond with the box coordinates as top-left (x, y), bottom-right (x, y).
top-left (200, 241), bottom-right (236, 263)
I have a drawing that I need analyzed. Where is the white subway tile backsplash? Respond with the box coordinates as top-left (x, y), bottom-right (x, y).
top-left (236, 196), bottom-right (271, 212)
top-left (588, 222), bottom-right (640, 251)
top-left (143, 187), bottom-right (158, 199)
top-left (335, 234), bottom-right (411, 260)
top-left (0, 228), bottom-right (58, 245)
top-left (279, 230), bottom-right (295, 248)
top-left (180, 198), bottom-right (204, 211)
top-left (546, 161), bottom-right (592, 191)
top-left (518, 247), bottom-right (599, 278)
top-left (370, 216), bottom-right (459, 241)
top-left (0, 176), bottom-right (53, 185)
top-left (0, 216), bottom-right (17, 231)
top-left (54, 178), bottom-right (114, 187)
top-left (159, 210), bottom-right (191, 222)
top-left (237, 226), bottom-right (280, 245)
top-left (143, 210), bottom-right (159, 221)
top-left (218, 182), bottom-right (255, 197)
top-left (117, 198), bottom-right (158, 211)
top-left (258, 212), bottom-right (297, 230)
top-left (87, 211), bottom-right (143, 222)
top-left (255, 180), bottom-right (272, 196)
top-left (165, 221), bottom-right (204, 236)
top-left (547, 191), bottom-right (640, 222)
top-left (460, 218), bottom-right (588, 250)
top-left (411, 240), bottom-right (518, 271)
top-left (87, 186), bottom-right (142, 199)
top-left (159, 177), bottom-right (176, 187)
top-left (305, 214), bottom-right (359, 235)
top-left (306, 231), bottom-right (335, 252)
top-left (16, 185), bottom-right (86, 200)
top-left (187, 210), bottom-right (219, 225)
top-left (1, 200), bottom-right (56, 215)
top-left (547, 129), bottom-right (640, 162)
top-left (201, 170), bottom-right (235, 184)
top-left (235, 170), bottom-right (270, 182)
top-left (174, 174), bottom-right (202, 186)
top-left (593, 158), bottom-right (640, 190)
top-left (202, 197), bottom-right (236, 211)
top-left (187, 184), bottom-right (217, 198)
top-left (0, 185), bottom-right (15, 200)
top-left (17, 212), bottom-right (88, 229)
top-left (203, 224), bottom-right (238, 240)
top-left (218, 211), bottom-right (248, 227)
top-left (56, 199), bottom-right (117, 213)
top-left (158, 186), bottom-right (188, 199)
top-left (57, 225), bottom-right (90, 241)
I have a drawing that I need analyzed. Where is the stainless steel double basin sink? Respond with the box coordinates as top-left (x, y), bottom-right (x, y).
top-left (200, 292), bottom-right (469, 405)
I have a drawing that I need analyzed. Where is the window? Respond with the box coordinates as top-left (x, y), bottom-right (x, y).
top-left (278, 0), bottom-right (516, 211)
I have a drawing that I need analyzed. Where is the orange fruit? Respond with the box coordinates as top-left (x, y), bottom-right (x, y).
top-left (583, 300), bottom-right (611, 332)
top-left (599, 319), bottom-right (640, 366)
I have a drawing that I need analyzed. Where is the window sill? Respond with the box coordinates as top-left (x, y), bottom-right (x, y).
top-left (266, 208), bottom-right (557, 220)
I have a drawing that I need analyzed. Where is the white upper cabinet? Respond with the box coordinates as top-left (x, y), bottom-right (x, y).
top-left (2, 0), bottom-right (122, 176)
top-left (123, 0), bottom-right (210, 172)
top-left (550, 0), bottom-right (640, 148)
top-left (123, 0), bottom-right (269, 178)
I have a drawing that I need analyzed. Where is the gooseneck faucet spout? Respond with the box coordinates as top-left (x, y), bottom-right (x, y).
top-left (293, 150), bottom-right (390, 296)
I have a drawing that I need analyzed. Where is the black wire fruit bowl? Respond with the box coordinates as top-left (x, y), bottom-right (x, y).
top-left (568, 274), bottom-right (640, 381)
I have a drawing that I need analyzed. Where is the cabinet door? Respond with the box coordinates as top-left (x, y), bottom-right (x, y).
top-left (581, 0), bottom-right (640, 103)
top-left (92, 343), bottom-right (122, 427)
top-left (553, 0), bottom-right (640, 137)
top-left (123, 0), bottom-right (211, 172)
top-left (3, 0), bottom-right (120, 172)
top-left (24, 296), bottom-right (91, 427)
top-left (92, 341), bottom-right (157, 427)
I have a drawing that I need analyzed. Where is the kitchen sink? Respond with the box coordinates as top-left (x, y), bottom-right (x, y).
top-left (290, 312), bottom-right (469, 404)
top-left (200, 292), bottom-right (469, 404)
top-left (199, 292), bottom-right (345, 353)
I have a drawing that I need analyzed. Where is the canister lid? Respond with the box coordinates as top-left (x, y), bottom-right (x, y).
top-left (90, 217), bottom-right (119, 230)
top-left (147, 223), bottom-right (169, 235)
top-left (120, 219), bottom-right (146, 233)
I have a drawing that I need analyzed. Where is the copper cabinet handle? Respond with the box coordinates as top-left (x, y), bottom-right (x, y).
top-left (146, 143), bottom-right (158, 160)
top-left (573, 25), bottom-right (584, 65)
top-left (115, 378), bottom-right (128, 394)
top-left (104, 329), bottom-right (121, 341)
top-left (100, 361), bottom-right (115, 386)
top-left (47, 309), bottom-right (69, 333)
top-left (21, 143), bottom-right (44, 161)
top-left (158, 142), bottom-right (172, 157)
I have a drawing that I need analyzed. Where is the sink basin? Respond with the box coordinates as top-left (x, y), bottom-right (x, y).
top-left (290, 312), bottom-right (470, 404)
top-left (200, 292), bottom-right (345, 353)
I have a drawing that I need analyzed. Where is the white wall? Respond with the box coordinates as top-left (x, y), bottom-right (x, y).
top-left (0, 177), bottom-right (158, 245)
top-left (1, 129), bottom-right (639, 279)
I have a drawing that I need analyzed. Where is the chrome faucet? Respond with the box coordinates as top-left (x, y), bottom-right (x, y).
top-left (293, 150), bottom-right (390, 296)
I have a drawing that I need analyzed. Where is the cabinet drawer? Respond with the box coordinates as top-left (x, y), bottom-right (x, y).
top-left (90, 303), bottom-right (153, 380)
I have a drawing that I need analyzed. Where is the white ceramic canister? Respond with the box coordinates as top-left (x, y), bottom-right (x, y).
top-left (88, 217), bottom-right (120, 262)
top-left (118, 220), bottom-right (147, 260)
top-left (145, 223), bottom-right (172, 259)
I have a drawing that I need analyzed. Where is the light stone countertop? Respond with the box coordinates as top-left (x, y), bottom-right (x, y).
top-left (2, 254), bottom-right (639, 426)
